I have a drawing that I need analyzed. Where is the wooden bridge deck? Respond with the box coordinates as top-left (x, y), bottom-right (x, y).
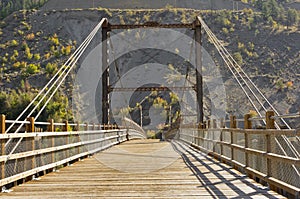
top-left (0, 139), bottom-right (285, 199)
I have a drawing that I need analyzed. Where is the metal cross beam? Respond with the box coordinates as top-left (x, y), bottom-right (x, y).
top-left (110, 22), bottom-right (194, 30)
top-left (109, 86), bottom-right (196, 93)
top-left (101, 18), bottom-right (203, 124)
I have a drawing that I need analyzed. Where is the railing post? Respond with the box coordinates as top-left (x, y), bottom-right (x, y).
top-left (1, 115), bottom-right (5, 134)
top-left (26, 117), bottom-right (35, 171)
top-left (230, 115), bottom-right (237, 129)
top-left (76, 121), bottom-right (80, 131)
top-left (212, 119), bottom-right (217, 129)
top-left (244, 114), bottom-right (252, 129)
top-left (220, 118), bottom-right (224, 160)
top-left (265, 110), bottom-right (275, 190)
top-left (48, 119), bottom-right (55, 164)
top-left (207, 120), bottom-right (211, 129)
top-left (26, 117), bottom-right (35, 133)
top-left (220, 118), bottom-right (225, 128)
top-left (1, 114), bottom-right (5, 180)
top-left (266, 110), bottom-right (275, 129)
top-left (47, 119), bottom-right (54, 132)
top-left (76, 122), bottom-right (81, 155)
top-left (230, 115), bottom-right (236, 167)
top-left (244, 114), bottom-right (251, 174)
top-left (63, 121), bottom-right (69, 132)
top-left (84, 123), bottom-right (88, 131)
top-left (63, 121), bottom-right (69, 158)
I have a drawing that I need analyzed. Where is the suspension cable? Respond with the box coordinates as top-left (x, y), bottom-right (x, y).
top-left (5, 18), bottom-right (107, 134)
top-left (198, 17), bottom-right (300, 159)
top-left (5, 18), bottom-right (107, 159)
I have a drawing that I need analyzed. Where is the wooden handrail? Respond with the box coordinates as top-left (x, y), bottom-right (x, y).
top-left (0, 115), bottom-right (145, 189)
top-left (179, 109), bottom-right (300, 198)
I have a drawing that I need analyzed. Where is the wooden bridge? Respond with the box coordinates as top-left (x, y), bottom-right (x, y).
top-left (0, 16), bottom-right (299, 198)
top-left (0, 138), bottom-right (289, 199)
top-left (0, 113), bottom-right (299, 198)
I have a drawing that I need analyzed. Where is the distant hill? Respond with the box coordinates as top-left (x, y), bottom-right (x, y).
top-left (41, 0), bottom-right (250, 10)
top-left (0, 0), bottom-right (49, 19)
top-left (0, 8), bottom-right (299, 126)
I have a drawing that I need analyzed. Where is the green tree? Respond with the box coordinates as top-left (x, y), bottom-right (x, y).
top-left (286, 8), bottom-right (299, 28)
top-left (25, 63), bottom-right (40, 75)
top-left (233, 52), bottom-right (243, 65)
top-left (45, 62), bottom-right (57, 75)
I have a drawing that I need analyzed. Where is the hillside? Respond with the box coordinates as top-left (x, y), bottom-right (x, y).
top-left (0, 0), bottom-right (49, 19)
top-left (40, 0), bottom-right (250, 10)
top-left (0, 8), bottom-right (299, 128)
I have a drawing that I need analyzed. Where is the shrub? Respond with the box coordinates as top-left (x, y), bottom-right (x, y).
top-left (249, 110), bottom-right (258, 117)
top-left (25, 33), bottom-right (35, 40)
top-left (44, 52), bottom-right (51, 59)
top-left (9, 40), bottom-right (19, 47)
top-left (34, 53), bottom-right (41, 60)
top-left (13, 61), bottom-right (21, 68)
top-left (10, 56), bottom-right (17, 62)
top-left (21, 41), bottom-right (28, 50)
top-left (222, 27), bottom-right (229, 34)
top-left (233, 52), bottom-right (243, 65)
top-left (276, 79), bottom-right (284, 91)
top-left (2, 57), bottom-right (8, 63)
top-left (61, 45), bottom-right (72, 55)
top-left (266, 57), bottom-right (273, 65)
top-left (20, 61), bottom-right (27, 68)
top-left (286, 81), bottom-right (293, 89)
top-left (21, 21), bottom-right (31, 30)
top-left (25, 47), bottom-right (33, 60)
top-left (45, 62), bottom-right (58, 75)
top-left (17, 30), bottom-right (24, 36)
top-left (36, 31), bottom-right (42, 36)
top-left (64, 45), bottom-right (71, 55)
top-left (54, 50), bottom-right (60, 57)
top-left (50, 45), bottom-right (55, 52)
top-left (49, 33), bottom-right (59, 46)
top-left (248, 42), bottom-right (255, 51)
top-left (26, 63), bottom-right (40, 75)
top-left (238, 42), bottom-right (245, 50)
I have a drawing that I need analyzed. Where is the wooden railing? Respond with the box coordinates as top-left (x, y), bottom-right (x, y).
top-left (179, 110), bottom-right (300, 198)
top-left (0, 115), bottom-right (146, 190)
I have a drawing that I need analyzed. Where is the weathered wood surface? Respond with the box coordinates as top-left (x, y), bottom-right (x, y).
top-left (0, 139), bottom-right (285, 198)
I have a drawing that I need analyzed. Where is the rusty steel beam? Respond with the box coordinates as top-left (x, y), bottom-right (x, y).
top-left (194, 17), bottom-right (203, 124)
top-left (109, 86), bottom-right (196, 93)
top-left (110, 23), bottom-right (193, 30)
top-left (102, 19), bottom-right (110, 124)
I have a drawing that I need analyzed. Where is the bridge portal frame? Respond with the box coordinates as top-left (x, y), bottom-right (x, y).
top-left (101, 18), bottom-right (203, 124)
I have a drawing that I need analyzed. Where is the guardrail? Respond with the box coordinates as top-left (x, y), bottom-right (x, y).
top-left (179, 110), bottom-right (300, 198)
top-left (0, 115), bottom-right (146, 190)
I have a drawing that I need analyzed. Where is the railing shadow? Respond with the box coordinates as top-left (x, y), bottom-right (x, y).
top-left (171, 140), bottom-right (283, 199)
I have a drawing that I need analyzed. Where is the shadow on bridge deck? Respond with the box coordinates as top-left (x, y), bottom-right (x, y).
top-left (0, 140), bottom-right (285, 198)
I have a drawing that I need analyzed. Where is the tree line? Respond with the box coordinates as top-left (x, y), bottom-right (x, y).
top-left (254, 0), bottom-right (299, 27)
top-left (0, 0), bottom-right (48, 19)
